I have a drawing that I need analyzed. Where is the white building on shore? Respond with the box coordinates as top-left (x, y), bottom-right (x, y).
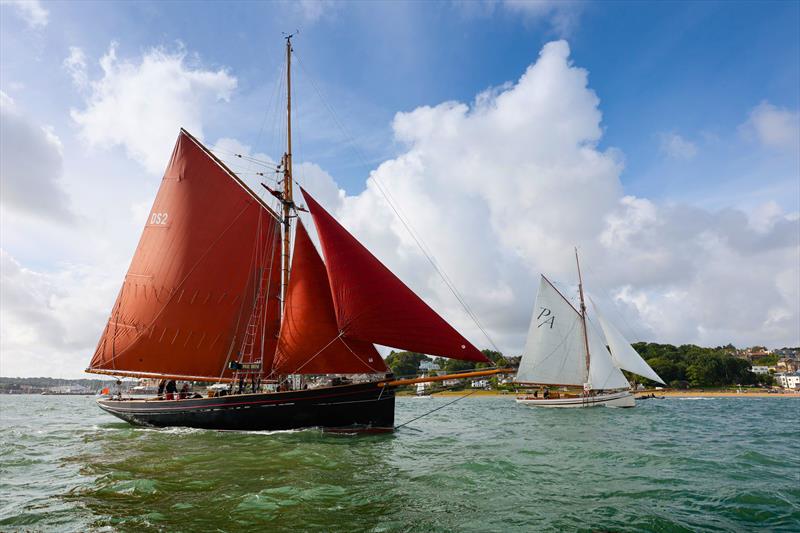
top-left (775, 372), bottom-right (800, 390)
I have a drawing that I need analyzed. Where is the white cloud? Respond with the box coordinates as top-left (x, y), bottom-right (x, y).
top-left (3, 39), bottom-right (797, 379)
top-left (740, 100), bottom-right (800, 152)
top-left (0, 91), bottom-right (73, 221)
top-left (297, 0), bottom-right (335, 23)
top-left (71, 43), bottom-right (238, 174)
top-left (298, 40), bottom-right (799, 351)
top-left (503, 0), bottom-right (582, 35)
top-left (456, 1), bottom-right (582, 36)
top-left (1, 0), bottom-right (48, 28)
top-left (659, 132), bottom-right (698, 160)
top-left (0, 250), bottom-right (120, 378)
top-left (63, 46), bottom-right (88, 90)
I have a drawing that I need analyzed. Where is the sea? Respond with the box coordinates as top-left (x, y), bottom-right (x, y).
top-left (0, 395), bottom-right (797, 532)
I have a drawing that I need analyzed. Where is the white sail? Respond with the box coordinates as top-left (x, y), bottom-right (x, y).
top-left (586, 318), bottom-right (630, 390)
top-left (591, 300), bottom-right (666, 385)
top-left (516, 276), bottom-right (587, 386)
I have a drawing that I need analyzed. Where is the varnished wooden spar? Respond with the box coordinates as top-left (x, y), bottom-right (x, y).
top-left (88, 367), bottom-right (238, 383)
top-left (377, 368), bottom-right (512, 388)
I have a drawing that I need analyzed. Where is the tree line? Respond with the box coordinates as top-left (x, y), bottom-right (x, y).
top-left (384, 342), bottom-right (776, 388)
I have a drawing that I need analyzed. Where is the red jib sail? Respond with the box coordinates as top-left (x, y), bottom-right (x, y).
top-left (302, 188), bottom-right (489, 363)
top-left (88, 129), bottom-right (282, 381)
top-left (273, 221), bottom-right (387, 375)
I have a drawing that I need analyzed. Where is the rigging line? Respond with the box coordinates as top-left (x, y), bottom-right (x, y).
top-left (580, 260), bottom-right (650, 345)
top-left (292, 51), bottom-right (500, 355)
top-left (249, 57), bottom-right (286, 176)
top-left (276, 332), bottom-right (346, 384)
top-left (209, 149), bottom-right (280, 169)
top-left (337, 337), bottom-right (386, 374)
top-left (260, 214), bottom-right (281, 372)
top-left (217, 210), bottom-right (268, 384)
top-left (395, 388), bottom-right (480, 430)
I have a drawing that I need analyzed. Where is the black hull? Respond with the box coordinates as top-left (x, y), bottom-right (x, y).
top-left (97, 382), bottom-right (395, 432)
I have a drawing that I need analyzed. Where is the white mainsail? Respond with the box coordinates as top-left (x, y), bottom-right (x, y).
top-left (586, 318), bottom-right (630, 390)
top-left (515, 276), bottom-right (587, 386)
top-left (591, 300), bottom-right (666, 385)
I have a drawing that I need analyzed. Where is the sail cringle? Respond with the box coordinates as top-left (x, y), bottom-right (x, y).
top-left (301, 188), bottom-right (489, 363)
top-left (88, 129), bottom-right (282, 380)
top-left (273, 221), bottom-right (387, 375)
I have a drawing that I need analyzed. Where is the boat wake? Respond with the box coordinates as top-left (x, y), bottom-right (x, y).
top-left (677, 397), bottom-right (716, 401)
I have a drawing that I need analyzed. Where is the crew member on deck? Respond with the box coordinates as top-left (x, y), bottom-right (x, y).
top-left (157, 379), bottom-right (167, 397)
top-left (179, 382), bottom-right (190, 399)
top-left (165, 380), bottom-right (177, 400)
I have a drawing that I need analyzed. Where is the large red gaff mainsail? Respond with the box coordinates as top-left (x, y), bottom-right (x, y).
top-left (301, 188), bottom-right (489, 363)
top-left (273, 221), bottom-right (388, 375)
top-left (88, 129), bottom-right (282, 381)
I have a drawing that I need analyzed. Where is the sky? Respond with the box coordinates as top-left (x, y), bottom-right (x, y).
top-left (1, 0), bottom-right (798, 378)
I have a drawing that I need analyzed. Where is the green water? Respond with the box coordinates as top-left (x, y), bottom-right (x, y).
top-left (0, 395), bottom-right (797, 532)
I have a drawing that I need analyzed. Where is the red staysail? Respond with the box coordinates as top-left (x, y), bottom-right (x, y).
top-left (273, 222), bottom-right (387, 375)
top-left (302, 188), bottom-right (488, 363)
top-left (88, 130), bottom-right (282, 380)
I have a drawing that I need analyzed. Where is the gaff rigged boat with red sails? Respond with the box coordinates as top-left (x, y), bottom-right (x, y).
top-left (86, 37), bottom-right (502, 432)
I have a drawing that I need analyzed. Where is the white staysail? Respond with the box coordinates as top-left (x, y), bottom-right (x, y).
top-left (516, 276), bottom-right (587, 386)
top-left (586, 318), bottom-right (630, 390)
top-left (592, 300), bottom-right (666, 385)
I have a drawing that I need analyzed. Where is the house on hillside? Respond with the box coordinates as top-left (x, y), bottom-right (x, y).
top-left (774, 348), bottom-right (799, 360)
top-left (419, 360), bottom-right (440, 372)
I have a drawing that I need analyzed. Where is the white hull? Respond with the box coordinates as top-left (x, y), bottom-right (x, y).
top-left (515, 390), bottom-right (635, 408)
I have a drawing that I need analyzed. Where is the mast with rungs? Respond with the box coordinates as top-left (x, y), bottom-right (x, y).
top-left (575, 247), bottom-right (591, 385)
top-left (281, 33), bottom-right (295, 312)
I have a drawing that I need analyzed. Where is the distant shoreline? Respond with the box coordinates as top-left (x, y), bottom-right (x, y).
top-left (400, 390), bottom-right (799, 398)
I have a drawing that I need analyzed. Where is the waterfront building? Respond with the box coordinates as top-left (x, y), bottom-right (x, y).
top-left (419, 361), bottom-right (440, 372)
top-left (751, 366), bottom-right (770, 374)
top-left (775, 372), bottom-right (800, 390)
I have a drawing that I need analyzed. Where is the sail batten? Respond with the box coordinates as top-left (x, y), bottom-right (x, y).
top-left (302, 188), bottom-right (489, 363)
top-left (88, 130), bottom-right (282, 381)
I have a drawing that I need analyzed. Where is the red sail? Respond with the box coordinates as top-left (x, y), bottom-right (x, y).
top-left (302, 188), bottom-right (489, 363)
top-left (88, 129), bottom-right (282, 381)
top-left (273, 221), bottom-right (387, 375)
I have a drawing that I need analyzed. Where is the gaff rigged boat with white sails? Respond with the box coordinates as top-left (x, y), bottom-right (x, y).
top-left (515, 250), bottom-right (665, 408)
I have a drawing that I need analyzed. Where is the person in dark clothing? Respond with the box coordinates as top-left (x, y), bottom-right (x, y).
top-left (157, 379), bottom-right (167, 397)
top-left (165, 380), bottom-right (177, 400)
top-left (179, 382), bottom-right (190, 399)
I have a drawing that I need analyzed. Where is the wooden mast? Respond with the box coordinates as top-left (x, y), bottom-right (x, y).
top-left (575, 247), bottom-right (591, 386)
top-left (281, 34), bottom-right (295, 311)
